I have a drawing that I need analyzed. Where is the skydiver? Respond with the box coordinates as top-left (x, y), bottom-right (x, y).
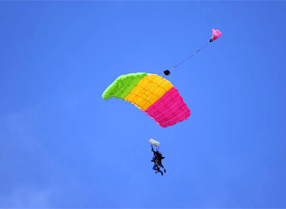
top-left (151, 146), bottom-right (166, 175)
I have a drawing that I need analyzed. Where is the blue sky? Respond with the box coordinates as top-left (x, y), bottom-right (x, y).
top-left (1, 1), bottom-right (286, 208)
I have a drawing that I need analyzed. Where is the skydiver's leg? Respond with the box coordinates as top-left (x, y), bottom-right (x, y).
top-left (153, 164), bottom-right (158, 171)
top-left (157, 169), bottom-right (163, 175)
top-left (154, 166), bottom-right (163, 175)
top-left (155, 162), bottom-right (164, 175)
top-left (158, 162), bottom-right (166, 173)
top-left (153, 162), bottom-right (163, 175)
top-left (155, 161), bottom-right (160, 169)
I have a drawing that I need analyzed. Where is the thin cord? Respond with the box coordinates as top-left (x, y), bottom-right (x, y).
top-left (161, 41), bottom-right (211, 77)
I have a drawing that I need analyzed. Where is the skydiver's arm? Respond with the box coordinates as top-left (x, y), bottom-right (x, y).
top-left (150, 145), bottom-right (155, 153)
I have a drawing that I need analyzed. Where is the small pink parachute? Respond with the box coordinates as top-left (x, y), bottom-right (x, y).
top-left (210, 29), bottom-right (222, 42)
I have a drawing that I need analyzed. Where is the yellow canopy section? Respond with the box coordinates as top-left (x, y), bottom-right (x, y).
top-left (124, 74), bottom-right (173, 111)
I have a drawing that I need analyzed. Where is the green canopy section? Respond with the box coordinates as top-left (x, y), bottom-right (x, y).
top-left (102, 72), bottom-right (148, 100)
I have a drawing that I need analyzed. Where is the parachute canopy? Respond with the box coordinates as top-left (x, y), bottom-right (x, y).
top-left (102, 72), bottom-right (191, 128)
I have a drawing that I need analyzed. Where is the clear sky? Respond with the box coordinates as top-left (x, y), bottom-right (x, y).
top-left (1, 1), bottom-right (286, 208)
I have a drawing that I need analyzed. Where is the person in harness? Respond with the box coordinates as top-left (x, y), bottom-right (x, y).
top-left (151, 145), bottom-right (166, 176)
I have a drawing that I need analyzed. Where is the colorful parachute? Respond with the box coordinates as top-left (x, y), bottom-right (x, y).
top-left (102, 72), bottom-right (191, 128)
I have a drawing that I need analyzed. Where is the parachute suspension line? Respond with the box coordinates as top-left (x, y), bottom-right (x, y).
top-left (163, 42), bottom-right (210, 76)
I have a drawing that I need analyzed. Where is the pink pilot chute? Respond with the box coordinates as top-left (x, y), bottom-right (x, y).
top-left (210, 29), bottom-right (223, 42)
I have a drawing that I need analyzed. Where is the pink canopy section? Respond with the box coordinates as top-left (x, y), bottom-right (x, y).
top-left (211, 29), bottom-right (222, 41)
top-left (144, 87), bottom-right (191, 128)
